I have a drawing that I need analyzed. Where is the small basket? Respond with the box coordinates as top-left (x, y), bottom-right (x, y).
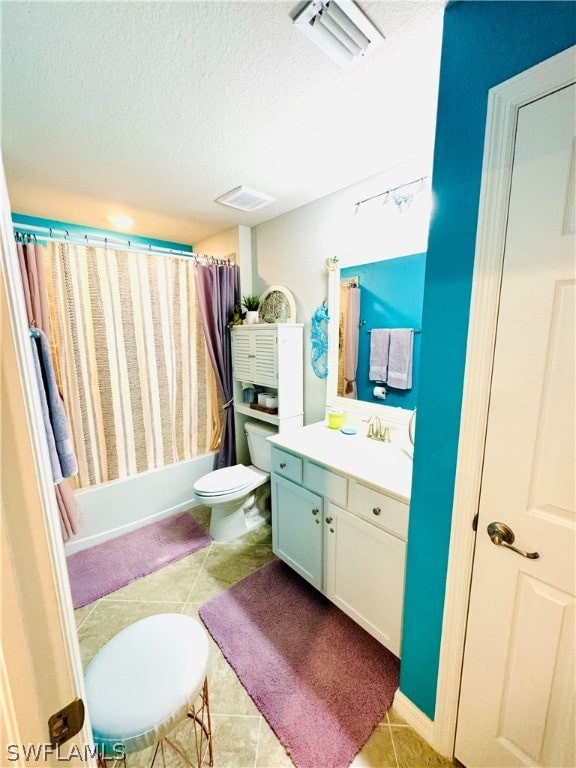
top-left (249, 402), bottom-right (278, 415)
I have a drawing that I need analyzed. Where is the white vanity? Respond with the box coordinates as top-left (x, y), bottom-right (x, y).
top-left (268, 422), bottom-right (412, 658)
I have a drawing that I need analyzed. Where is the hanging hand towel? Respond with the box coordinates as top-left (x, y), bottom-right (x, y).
top-left (33, 328), bottom-right (78, 478)
top-left (369, 329), bottom-right (390, 381)
top-left (31, 338), bottom-right (63, 484)
top-left (387, 329), bottom-right (414, 390)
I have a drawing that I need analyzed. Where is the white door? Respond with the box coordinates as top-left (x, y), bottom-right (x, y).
top-left (455, 83), bottom-right (575, 766)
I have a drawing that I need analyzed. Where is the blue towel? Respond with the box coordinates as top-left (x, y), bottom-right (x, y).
top-left (32, 329), bottom-right (78, 478)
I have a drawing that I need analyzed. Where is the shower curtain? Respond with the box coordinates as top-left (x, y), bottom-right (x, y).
top-left (46, 242), bottom-right (219, 488)
top-left (194, 263), bottom-right (239, 469)
top-left (338, 283), bottom-right (361, 398)
top-left (16, 239), bottom-right (81, 540)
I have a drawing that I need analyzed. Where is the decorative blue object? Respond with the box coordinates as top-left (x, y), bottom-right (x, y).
top-left (340, 427), bottom-right (357, 435)
top-left (310, 303), bottom-right (329, 379)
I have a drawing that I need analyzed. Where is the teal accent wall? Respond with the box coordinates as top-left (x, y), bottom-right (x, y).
top-left (11, 213), bottom-right (193, 253)
top-left (341, 253), bottom-right (425, 409)
top-left (400, 1), bottom-right (576, 718)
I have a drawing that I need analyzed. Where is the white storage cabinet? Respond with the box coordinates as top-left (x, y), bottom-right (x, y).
top-left (231, 324), bottom-right (303, 432)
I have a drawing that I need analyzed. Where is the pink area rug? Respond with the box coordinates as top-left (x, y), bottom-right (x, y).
top-left (199, 559), bottom-right (399, 768)
top-left (67, 512), bottom-right (211, 608)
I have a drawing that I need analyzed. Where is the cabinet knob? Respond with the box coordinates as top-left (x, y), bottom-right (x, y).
top-left (315, 519), bottom-right (320, 524)
top-left (330, 527), bottom-right (335, 533)
top-left (279, 462), bottom-right (286, 469)
top-left (325, 516), bottom-right (333, 524)
top-left (311, 508), bottom-right (319, 516)
top-left (373, 507), bottom-right (381, 516)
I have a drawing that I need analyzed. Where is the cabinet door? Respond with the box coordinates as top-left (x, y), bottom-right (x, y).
top-left (325, 503), bottom-right (405, 656)
top-left (231, 331), bottom-right (254, 381)
top-left (271, 474), bottom-right (323, 590)
top-left (252, 330), bottom-right (278, 386)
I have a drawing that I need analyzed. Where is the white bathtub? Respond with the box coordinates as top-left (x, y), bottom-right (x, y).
top-left (64, 452), bottom-right (216, 555)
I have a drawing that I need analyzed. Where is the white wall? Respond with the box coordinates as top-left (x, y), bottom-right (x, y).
top-left (253, 164), bottom-right (432, 424)
top-left (194, 225), bottom-right (239, 259)
top-left (194, 223), bottom-right (253, 296)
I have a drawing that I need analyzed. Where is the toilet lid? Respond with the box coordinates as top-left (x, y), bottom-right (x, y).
top-left (194, 464), bottom-right (262, 496)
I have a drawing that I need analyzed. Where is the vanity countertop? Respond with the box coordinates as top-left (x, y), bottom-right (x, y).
top-left (268, 421), bottom-right (413, 503)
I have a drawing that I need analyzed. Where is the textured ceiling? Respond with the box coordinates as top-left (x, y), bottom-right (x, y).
top-left (1, 1), bottom-right (445, 245)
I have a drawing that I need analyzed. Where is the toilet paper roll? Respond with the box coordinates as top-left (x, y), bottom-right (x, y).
top-left (373, 386), bottom-right (387, 400)
top-left (258, 392), bottom-right (270, 406)
top-left (265, 396), bottom-right (278, 408)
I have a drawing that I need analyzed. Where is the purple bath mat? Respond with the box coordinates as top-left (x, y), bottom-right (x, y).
top-left (199, 559), bottom-right (399, 768)
top-left (67, 512), bottom-right (211, 608)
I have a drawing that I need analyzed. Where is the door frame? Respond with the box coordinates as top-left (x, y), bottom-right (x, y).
top-left (0, 158), bottom-right (94, 759)
top-left (432, 45), bottom-right (576, 756)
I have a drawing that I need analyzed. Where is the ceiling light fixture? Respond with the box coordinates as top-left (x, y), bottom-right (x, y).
top-left (107, 214), bottom-right (134, 230)
top-left (293, 0), bottom-right (384, 68)
top-left (215, 186), bottom-right (276, 212)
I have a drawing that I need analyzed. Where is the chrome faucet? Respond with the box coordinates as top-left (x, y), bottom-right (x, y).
top-left (367, 415), bottom-right (391, 443)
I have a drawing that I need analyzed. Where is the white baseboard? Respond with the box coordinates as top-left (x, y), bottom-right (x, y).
top-left (392, 690), bottom-right (441, 754)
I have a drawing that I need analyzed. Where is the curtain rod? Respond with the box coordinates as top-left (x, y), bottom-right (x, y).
top-left (354, 176), bottom-right (428, 211)
top-left (13, 223), bottom-right (233, 266)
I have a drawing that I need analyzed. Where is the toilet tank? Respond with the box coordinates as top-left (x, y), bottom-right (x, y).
top-left (244, 420), bottom-right (277, 472)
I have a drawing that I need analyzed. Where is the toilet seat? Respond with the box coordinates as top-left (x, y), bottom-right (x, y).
top-left (194, 464), bottom-right (265, 497)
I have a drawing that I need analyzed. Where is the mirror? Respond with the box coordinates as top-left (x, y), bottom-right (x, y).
top-left (326, 253), bottom-right (426, 416)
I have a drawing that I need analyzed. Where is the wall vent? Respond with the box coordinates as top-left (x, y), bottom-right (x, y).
top-left (215, 186), bottom-right (276, 212)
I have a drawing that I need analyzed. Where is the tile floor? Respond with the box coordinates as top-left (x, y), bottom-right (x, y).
top-left (75, 507), bottom-right (454, 768)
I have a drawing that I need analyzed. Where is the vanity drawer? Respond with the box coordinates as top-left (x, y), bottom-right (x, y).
top-left (304, 462), bottom-right (348, 507)
top-left (271, 447), bottom-right (303, 483)
top-left (351, 482), bottom-right (408, 539)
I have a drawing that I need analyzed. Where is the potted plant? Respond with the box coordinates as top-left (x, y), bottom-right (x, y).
top-left (242, 294), bottom-right (260, 325)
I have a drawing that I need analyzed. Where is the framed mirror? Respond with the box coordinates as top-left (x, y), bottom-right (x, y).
top-left (326, 252), bottom-right (425, 421)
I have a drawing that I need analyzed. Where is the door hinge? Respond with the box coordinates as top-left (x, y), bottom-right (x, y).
top-left (48, 698), bottom-right (85, 747)
top-left (472, 513), bottom-right (479, 532)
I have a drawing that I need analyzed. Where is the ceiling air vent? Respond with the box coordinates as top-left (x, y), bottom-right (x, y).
top-left (294, 0), bottom-right (384, 68)
top-left (215, 186), bottom-right (276, 212)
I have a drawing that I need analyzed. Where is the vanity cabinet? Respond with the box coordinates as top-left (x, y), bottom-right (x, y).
top-left (272, 475), bottom-right (323, 589)
top-left (325, 503), bottom-right (405, 654)
top-left (270, 444), bottom-right (408, 656)
top-left (231, 324), bottom-right (303, 431)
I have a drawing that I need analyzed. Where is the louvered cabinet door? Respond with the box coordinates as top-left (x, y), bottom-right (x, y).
top-left (252, 330), bottom-right (278, 386)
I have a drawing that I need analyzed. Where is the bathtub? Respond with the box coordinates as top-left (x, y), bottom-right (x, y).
top-left (64, 452), bottom-right (216, 555)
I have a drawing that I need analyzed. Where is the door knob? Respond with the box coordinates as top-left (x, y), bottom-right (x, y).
top-left (487, 522), bottom-right (540, 559)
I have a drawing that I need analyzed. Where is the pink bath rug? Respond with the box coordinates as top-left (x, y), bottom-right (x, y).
top-left (199, 559), bottom-right (399, 768)
top-left (67, 511), bottom-right (211, 608)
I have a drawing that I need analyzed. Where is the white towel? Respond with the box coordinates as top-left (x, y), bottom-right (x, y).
top-left (369, 329), bottom-right (390, 381)
top-left (387, 329), bottom-right (414, 390)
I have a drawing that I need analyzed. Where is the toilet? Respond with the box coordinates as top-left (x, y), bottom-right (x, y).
top-left (194, 420), bottom-right (277, 542)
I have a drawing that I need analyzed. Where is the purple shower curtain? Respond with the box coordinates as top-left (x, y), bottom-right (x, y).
top-left (194, 263), bottom-right (239, 469)
top-left (16, 240), bottom-right (81, 540)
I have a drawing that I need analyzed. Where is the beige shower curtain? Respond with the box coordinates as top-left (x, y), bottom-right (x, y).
top-left (338, 283), bottom-right (361, 399)
top-left (46, 242), bottom-right (218, 488)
